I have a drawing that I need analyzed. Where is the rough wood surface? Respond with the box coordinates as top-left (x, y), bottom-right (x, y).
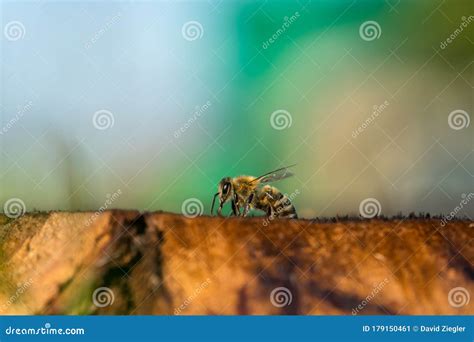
top-left (0, 211), bottom-right (472, 315)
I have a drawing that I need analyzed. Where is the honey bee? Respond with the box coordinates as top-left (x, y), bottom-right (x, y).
top-left (211, 165), bottom-right (298, 219)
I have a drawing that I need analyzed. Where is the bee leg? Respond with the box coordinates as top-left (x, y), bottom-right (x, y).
top-left (265, 191), bottom-right (275, 200)
top-left (266, 202), bottom-right (277, 219)
top-left (229, 193), bottom-right (240, 216)
top-left (230, 198), bottom-right (238, 216)
top-left (235, 194), bottom-right (243, 216)
top-left (242, 193), bottom-right (254, 217)
top-left (262, 191), bottom-right (276, 218)
top-left (217, 201), bottom-right (224, 216)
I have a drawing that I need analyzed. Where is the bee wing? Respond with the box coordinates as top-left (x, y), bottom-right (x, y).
top-left (251, 164), bottom-right (296, 185)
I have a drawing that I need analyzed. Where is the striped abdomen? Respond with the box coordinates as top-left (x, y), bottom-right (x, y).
top-left (254, 185), bottom-right (298, 219)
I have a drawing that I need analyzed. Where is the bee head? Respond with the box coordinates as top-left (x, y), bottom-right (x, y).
top-left (218, 177), bottom-right (233, 201)
top-left (211, 177), bottom-right (233, 216)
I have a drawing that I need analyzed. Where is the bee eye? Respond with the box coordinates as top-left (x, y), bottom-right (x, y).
top-left (223, 183), bottom-right (230, 194)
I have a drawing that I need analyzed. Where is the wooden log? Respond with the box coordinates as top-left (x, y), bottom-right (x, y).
top-left (0, 211), bottom-right (472, 315)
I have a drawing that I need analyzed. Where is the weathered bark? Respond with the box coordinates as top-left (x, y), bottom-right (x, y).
top-left (0, 211), bottom-right (472, 315)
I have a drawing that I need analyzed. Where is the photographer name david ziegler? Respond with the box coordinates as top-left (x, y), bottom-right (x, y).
top-left (417, 325), bottom-right (466, 334)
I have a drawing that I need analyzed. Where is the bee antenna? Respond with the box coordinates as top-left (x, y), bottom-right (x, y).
top-left (211, 192), bottom-right (219, 215)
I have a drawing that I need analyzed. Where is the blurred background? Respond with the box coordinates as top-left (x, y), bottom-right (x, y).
top-left (0, 0), bottom-right (472, 218)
